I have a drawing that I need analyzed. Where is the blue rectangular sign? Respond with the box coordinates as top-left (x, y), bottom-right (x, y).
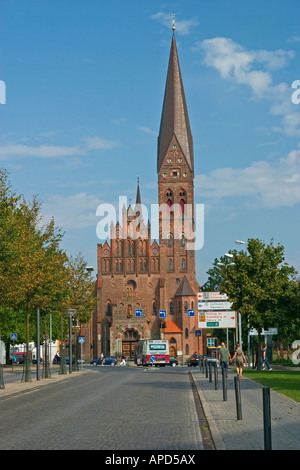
top-left (135, 309), bottom-right (143, 317)
top-left (187, 309), bottom-right (195, 317)
top-left (195, 330), bottom-right (202, 337)
top-left (159, 310), bottom-right (166, 318)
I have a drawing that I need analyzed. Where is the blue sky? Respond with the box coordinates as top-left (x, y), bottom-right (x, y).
top-left (1, 0), bottom-right (300, 284)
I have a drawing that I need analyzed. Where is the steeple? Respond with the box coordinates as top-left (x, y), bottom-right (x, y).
top-left (135, 177), bottom-right (141, 205)
top-left (134, 177), bottom-right (143, 223)
top-left (157, 33), bottom-right (194, 173)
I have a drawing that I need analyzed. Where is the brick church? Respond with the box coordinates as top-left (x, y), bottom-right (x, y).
top-left (91, 31), bottom-right (206, 362)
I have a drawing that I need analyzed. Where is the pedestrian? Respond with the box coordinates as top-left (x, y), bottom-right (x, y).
top-left (100, 352), bottom-right (105, 366)
top-left (260, 344), bottom-right (272, 371)
top-left (120, 355), bottom-right (126, 366)
top-left (231, 343), bottom-right (247, 377)
top-left (218, 342), bottom-right (231, 377)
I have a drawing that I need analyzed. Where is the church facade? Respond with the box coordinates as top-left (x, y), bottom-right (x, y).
top-left (91, 33), bottom-right (206, 363)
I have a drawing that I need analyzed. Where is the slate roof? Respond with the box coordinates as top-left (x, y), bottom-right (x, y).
top-left (175, 275), bottom-right (196, 297)
top-left (157, 33), bottom-right (194, 173)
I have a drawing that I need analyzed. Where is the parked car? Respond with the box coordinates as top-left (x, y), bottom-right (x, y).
top-left (187, 353), bottom-right (200, 367)
top-left (90, 356), bottom-right (117, 366)
top-left (32, 357), bottom-right (43, 364)
top-left (169, 356), bottom-right (178, 367)
top-left (65, 356), bottom-right (84, 365)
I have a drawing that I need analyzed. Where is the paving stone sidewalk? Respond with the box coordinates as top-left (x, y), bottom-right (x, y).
top-left (192, 368), bottom-right (300, 450)
top-left (0, 368), bottom-right (88, 400)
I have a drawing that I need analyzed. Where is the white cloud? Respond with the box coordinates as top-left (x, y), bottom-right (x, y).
top-left (43, 192), bottom-right (103, 229)
top-left (287, 36), bottom-right (300, 43)
top-left (271, 98), bottom-right (300, 137)
top-left (195, 144), bottom-right (300, 208)
top-left (194, 37), bottom-right (300, 136)
top-left (137, 126), bottom-right (156, 136)
top-left (196, 37), bottom-right (294, 98)
top-left (0, 143), bottom-right (84, 160)
top-left (150, 12), bottom-right (198, 36)
top-left (0, 135), bottom-right (119, 160)
top-left (81, 136), bottom-right (119, 150)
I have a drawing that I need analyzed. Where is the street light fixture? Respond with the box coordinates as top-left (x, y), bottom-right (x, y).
top-left (235, 240), bottom-right (246, 245)
top-left (217, 262), bottom-right (235, 267)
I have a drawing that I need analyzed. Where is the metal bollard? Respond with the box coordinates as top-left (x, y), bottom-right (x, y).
top-left (213, 362), bottom-right (218, 390)
top-left (234, 376), bottom-right (242, 420)
top-left (221, 365), bottom-right (227, 401)
top-left (208, 361), bottom-right (212, 383)
top-left (205, 359), bottom-right (208, 378)
top-left (263, 387), bottom-right (272, 450)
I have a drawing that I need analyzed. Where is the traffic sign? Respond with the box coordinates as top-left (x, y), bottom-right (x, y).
top-left (150, 355), bottom-right (155, 363)
top-left (135, 309), bottom-right (143, 317)
top-left (195, 330), bottom-right (202, 337)
top-left (197, 301), bottom-right (232, 311)
top-left (159, 310), bottom-right (166, 318)
top-left (11, 333), bottom-right (17, 341)
top-left (198, 311), bottom-right (236, 329)
top-left (187, 309), bottom-right (195, 317)
top-left (249, 328), bottom-right (278, 336)
top-left (78, 337), bottom-right (85, 343)
top-left (197, 291), bottom-right (228, 301)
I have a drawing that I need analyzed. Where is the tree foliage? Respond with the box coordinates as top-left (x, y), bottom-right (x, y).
top-left (63, 253), bottom-right (97, 325)
top-left (203, 238), bottom-right (300, 369)
top-left (0, 169), bottom-right (95, 373)
top-left (221, 239), bottom-right (298, 333)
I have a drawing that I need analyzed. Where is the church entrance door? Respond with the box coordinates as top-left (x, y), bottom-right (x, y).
top-left (122, 341), bottom-right (136, 359)
top-left (122, 329), bottom-right (138, 359)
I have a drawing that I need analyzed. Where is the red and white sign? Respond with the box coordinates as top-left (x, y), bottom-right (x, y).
top-left (198, 311), bottom-right (236, 329)
top-left (197, 291), bottom-right (229, 301)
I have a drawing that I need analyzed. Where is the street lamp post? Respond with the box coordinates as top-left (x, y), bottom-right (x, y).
top-left (219, 240), bottom-right (249, 362)
top-left (36, 308), bottom-right (40, 381)
top-left (86, 267), bottom-right (94, 361)
top-left (66, 309), bottom-right (76, 374)
top-left (217, 259), bottom-right (235, 348)
top-left (235, 240), bottom-right (247, 359)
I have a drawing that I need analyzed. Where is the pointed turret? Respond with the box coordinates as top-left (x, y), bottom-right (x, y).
top-left (157, 33), bottom-right (194, 173)
top-left (134, 177), bottom-right (143, 223)
top-left (135, 177), bottom-right (141, 206)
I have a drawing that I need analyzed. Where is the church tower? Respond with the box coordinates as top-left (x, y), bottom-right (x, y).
top-left (92, 28), bottom-right (203, 363)
top-left (156, 31), bottom-right (200, 357)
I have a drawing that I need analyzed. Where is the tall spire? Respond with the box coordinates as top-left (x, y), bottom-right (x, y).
top-left (135, 176), bottom-right (141, 205)
top-left (157, 32), bottom-right (194, 173)
top-left (135, 177), bottom-right (143, 222)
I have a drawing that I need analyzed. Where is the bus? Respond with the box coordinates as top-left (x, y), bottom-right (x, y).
top-left (135, 339), bottom-right (170, 366)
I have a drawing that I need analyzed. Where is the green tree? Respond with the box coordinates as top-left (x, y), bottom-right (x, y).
top-left (202, 252), bottom-right (235, 292)
top-left (220, 238), bottom-right (298, 370)
top-left (64, 253), bottom-right (96, 324)
top-left (0, 169), bottom-right (69, 379)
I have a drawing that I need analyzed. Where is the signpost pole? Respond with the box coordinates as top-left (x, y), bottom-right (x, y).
top-left (36, 308), bottom-right (40, 381)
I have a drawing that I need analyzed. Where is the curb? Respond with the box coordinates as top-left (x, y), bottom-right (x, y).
top-left (191, 371), bottom-right (226, 450)
top-left (0, 370), bottom-right (91, 401)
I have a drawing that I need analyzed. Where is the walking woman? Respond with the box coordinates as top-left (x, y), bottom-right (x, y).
top-left (231, 343), bottom-right (247, 377)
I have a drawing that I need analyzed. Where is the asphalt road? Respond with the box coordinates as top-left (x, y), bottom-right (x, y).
top-left (0, 366), bottom-right (205, 451)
